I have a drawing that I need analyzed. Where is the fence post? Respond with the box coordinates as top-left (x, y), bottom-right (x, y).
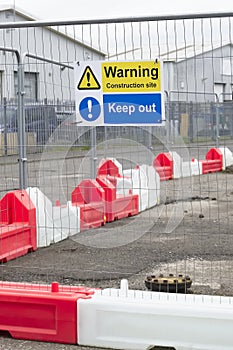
top-left (3, 97), bottom-right (7, 156)
top-left (17, 57), bottom-right (27, 190)
top-left (164, 91), bottom-right (170, 145)
top-left (215, 95), bottom-right (220, 148)
top-left (91, 127), bottom-right (97, 178)
top-left (189, 101), bottom-right (194, 143)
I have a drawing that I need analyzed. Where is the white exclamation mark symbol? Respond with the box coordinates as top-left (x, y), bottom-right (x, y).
top-left (87, 99), bottom-right (92, 118)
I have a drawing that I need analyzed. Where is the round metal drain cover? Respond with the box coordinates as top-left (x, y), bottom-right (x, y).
top-left (145, 273), bottom-right (192, 293)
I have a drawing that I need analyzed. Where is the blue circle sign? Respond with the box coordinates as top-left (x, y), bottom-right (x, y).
top-left (79, 97), bottom-right (101, 122)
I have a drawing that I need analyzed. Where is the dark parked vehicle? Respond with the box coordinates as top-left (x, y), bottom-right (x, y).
top-left (56, 110), bottom-right (74, 124)
top-left (0, 105), bottom-right (58, 144)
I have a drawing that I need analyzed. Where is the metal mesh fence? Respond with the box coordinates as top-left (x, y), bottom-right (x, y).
top-left (0, 11), bottom-right (233, 316)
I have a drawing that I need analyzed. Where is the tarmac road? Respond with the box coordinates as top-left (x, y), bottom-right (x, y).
top-left (0, 138), bottom-right (231, 201)
top-left (0, 337), bottom-right (109, 350)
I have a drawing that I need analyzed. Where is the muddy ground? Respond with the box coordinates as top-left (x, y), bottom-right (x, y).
top-left (1, 169), bottom-right (233, 349)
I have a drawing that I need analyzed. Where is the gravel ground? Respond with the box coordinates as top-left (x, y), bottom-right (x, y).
top-left (1, 170), bottom-right (233, 349)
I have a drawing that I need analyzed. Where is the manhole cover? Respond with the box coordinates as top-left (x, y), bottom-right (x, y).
top-left (145, 273), bottom-right (192, 293)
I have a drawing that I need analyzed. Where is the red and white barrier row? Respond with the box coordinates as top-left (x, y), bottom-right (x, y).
top-left (0, 279), bottom-right (233, 349)
top-left (0, 147), bottom-right (232, 260)
top-left (154, 147), bottom-right (233, 180)
top-left (26, 158), bottom-right (160, 248)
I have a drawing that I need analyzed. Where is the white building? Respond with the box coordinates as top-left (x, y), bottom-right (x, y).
top-left (162, 43), bottom-right (233, 102)
top-left (0, 5), bottom-right (105, 103)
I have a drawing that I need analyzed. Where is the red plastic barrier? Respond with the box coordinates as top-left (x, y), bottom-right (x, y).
top-left (0, 280), bottom-right (96, 295)
top-left (201, 148), bottom-right (223, 174)
top-left (96, 175), bottom-right (138, 222)
top-left (0, 190), bottom-right (37, 263)
top-left (97, 159), bottom-right (120, 177)
top-left (72, 179), bottom-right (105, 231)
top-left (0, 281), bottom-right (93, 344)
top-left (153, 153), bottom-right (173, 181)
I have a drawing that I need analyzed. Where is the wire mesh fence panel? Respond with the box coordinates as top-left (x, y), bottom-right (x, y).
top-left (0, 11), bottom-right (233, 325)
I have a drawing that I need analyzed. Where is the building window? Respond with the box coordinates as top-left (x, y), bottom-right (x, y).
top-left (14, 72), bottom-right (38, 102)
top-left (214, 83), bottom-right (225, 102)
top-left (222, 58), bottom-right (233, 76)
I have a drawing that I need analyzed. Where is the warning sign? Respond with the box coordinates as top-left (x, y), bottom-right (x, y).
top-left (102, 61), bottom-right (161, 93)
top-left (77, 66), bottom-right (100, 90)
top-left (74, 59), bottom-right (165, 126)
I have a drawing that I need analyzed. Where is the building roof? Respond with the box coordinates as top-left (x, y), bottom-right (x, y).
top-left (0, 4), bottom-right (42, 21)
top-left (0, 5), bottom-right (106, 57)
top-left (159, 42), bottom-right (233, 62)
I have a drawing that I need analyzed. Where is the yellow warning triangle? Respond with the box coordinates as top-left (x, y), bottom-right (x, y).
top-left (77, 66), bottom-right (100, 90)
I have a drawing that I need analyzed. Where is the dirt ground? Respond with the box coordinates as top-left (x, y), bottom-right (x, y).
top-left (1, 169), bottom-right (233, 349)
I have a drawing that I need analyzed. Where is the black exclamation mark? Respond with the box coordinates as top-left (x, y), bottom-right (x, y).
top-left (87, 72), bottom-right (90, 87)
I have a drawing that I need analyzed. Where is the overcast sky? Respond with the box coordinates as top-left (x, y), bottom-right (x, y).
top-left (4, 0), bottom-right (233, 20)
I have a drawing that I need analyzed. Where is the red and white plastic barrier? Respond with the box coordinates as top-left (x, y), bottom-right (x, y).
top-left (1, 279), bottom-right (233, 349)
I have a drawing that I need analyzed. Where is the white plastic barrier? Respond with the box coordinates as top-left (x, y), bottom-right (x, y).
top-left (122, 167), bottom-right (149, 212)
top-left (170, 151), bottom-right (182, 179)
top-left (78, 280), bottom-right (233, 350)
top-left (191, 158), bottom-right (203, 176)
top-left (26, 187), bottom-right (80, 247)
top-left (116, 177), bottom-right (133, 196)
top-left (117, 165), bottom-right (159, 211)
top-left (219, 147), bottom-right (233, 170)
top-left (170, 151), bottom-right (202, 178)
top-left (141, 164), bottom-right (160, 207)
top-left (181, 158), bottom-right (202, 177)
